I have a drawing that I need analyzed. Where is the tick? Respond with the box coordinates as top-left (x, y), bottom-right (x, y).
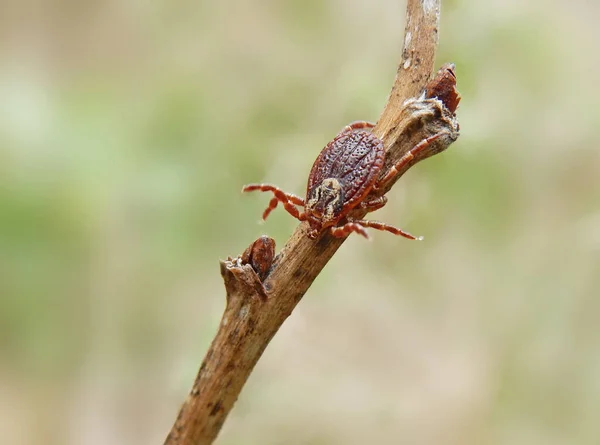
top-left (242, 63), bottom-right (459, 241)
top-left (242, 121), bottom-right (446, 240)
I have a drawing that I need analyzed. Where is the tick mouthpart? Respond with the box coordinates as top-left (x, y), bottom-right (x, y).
top-left (307, 229), bottom-right (319, 240)
top-left (306, 215), bottom-right (323, 238)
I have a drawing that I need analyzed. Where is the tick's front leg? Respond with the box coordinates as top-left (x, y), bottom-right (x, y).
top-left (351, 219), bottom-right (422, 240)
top-left (242, 183), bottom-right (305, 221)
top-left (330, 221), bottom-right (370, 239)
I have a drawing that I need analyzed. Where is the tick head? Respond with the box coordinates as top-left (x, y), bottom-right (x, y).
top-left (305, 178), bottom-right (345, 237)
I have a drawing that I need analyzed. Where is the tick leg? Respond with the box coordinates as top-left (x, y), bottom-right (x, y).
top-left (242, 183), bottom-right (305, 221)
top-left (264, 197), bottom-right (280, 220)
top-left (376, 132), bottom-right (445, 190)
top-left (340, 121), bottom-right (376, 135)
top-left (352, 219), bottom-right (423, 240)
top-left (330, 221), bottom-right (370, 239)
top-left (359, 196), bottom-right (388, 213)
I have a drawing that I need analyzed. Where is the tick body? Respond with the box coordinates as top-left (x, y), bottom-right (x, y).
top-left (242, 121), bottom-right (439, 240)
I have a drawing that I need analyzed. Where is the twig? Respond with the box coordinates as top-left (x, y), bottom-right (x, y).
top-left (164, 0), bottom-right (456, 443)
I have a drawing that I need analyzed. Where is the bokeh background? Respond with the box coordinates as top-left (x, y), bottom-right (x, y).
top-left (2, 0), bottom-right (600, 444)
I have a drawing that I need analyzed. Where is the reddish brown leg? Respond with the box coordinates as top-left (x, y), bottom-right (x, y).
top-left (359, 196), bottom-right (388, 212)
top-left (330, 222), bottom-right (370, 239)
top-left (242, 184), bottom-right (305, 221)
top-left (351, 219), bottom-right (423, 240)
top-left (376, 132), bottom-right (445, 190)
top-left (340, 121), bottom-right (376, 135)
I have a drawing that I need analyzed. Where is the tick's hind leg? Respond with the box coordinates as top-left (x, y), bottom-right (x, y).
top-left (376, 132), bottom-right (445, 190)
top-left (242, 183), bottom-right (305, 221)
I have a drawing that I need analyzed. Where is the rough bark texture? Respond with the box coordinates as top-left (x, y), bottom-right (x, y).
top-left (164, 1), bottom-right (454, 444)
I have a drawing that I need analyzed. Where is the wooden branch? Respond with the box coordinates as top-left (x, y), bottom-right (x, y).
top-left (164, 1), bottom-right (457, 444)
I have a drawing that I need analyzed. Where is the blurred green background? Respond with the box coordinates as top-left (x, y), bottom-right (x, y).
top-left (1, 0), bottom-right (600, 444)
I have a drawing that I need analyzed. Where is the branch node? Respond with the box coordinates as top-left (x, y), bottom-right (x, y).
top-left (223, 235), bottom-right (276, 302)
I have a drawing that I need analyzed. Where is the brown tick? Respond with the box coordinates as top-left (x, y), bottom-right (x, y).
top-left (243, 64), bottom-right (459, 240)
top-left (243, 122), bottom-right (447, 240)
